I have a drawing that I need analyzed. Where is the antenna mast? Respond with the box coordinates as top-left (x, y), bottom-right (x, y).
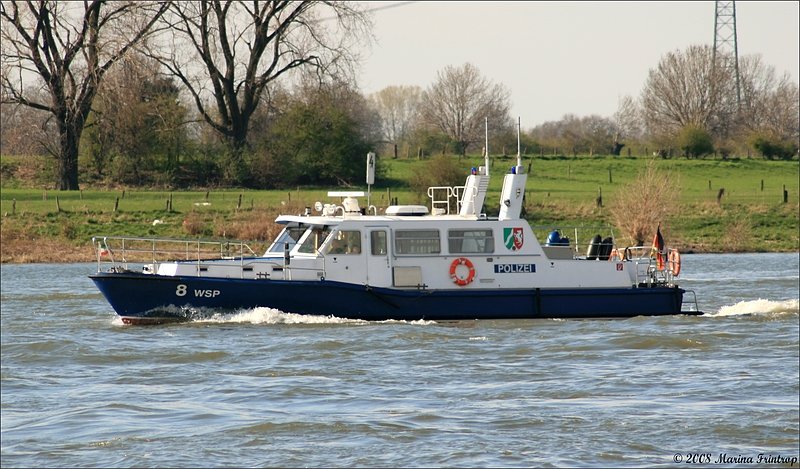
top-left (484, 117), bottom-right (489, 176)
top-left (516, 117), bottom-right (522, 169)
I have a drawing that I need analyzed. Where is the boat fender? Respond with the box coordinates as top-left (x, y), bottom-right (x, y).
top-left (449, 257), bottom-right (476, 286)
top-left (599, 237), bottom-right (613, 260)
top-left (668, 249), bottom-right (681, 276)
top-left (586, 234), bottom-right (602, 260)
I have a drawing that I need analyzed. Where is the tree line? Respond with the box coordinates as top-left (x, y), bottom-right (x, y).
top-left (2, 1), bottom-right (798, 191)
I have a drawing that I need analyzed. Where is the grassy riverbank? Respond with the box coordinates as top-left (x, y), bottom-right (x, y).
top-left (1, 155), bottom-right (798, 263)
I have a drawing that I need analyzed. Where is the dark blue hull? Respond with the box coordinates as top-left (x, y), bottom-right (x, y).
top-left (90, 272), bottom-right (693, 323)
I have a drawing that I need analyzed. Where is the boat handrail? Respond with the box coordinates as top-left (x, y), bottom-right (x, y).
top-left (623, 245), bottom-right (678, 287)
top-left (92, 235), bottom-right (259, 273)
top-left (427, 185), bottom-right (467, 215)
top-left (531, 225), bottom-right (617, 256)
top-left (528, 225), bottom-right (678, 287)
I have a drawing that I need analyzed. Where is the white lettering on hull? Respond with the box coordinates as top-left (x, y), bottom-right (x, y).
top-left (493, 264), bottom-right (536, 274)
top-left (194, 289), bottom-right (221, 298)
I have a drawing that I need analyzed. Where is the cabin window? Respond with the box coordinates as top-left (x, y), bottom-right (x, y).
top-left (370, 230), bottom-right (387, 256)
top-left (448, 229), bottom-right (494, 254)
top-left (268, 227), bottom-right (306, 253)
top-left (326, 230), bottom-right (362, 255)
top-left (395, 229), bottom-right (440, 255)
top-left (297, 227), bottom-right (332, 254)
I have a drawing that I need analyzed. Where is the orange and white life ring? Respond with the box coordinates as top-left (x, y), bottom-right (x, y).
top-left (668, 249), bottom-right (681, 276)
top-left (449, 257), bottom-right (476, 286)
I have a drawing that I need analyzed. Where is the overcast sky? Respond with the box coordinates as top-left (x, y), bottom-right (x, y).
top-left (355, 1), bottom-right (800, 129)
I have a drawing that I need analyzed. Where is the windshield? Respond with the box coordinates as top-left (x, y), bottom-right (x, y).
top-left (267, 227), bottom-right (306, 254)
top-left (297, 226), bottom-right (333, 254)
top-left (324, 230), bottom-right (362, 255)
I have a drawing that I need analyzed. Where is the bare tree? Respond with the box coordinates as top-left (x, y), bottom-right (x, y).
top-left (612, 95), bottom-right (643, 152)
top-left (0, 98), bottom-right (54, 156)
top-left (763, 77), bottom-right (799, 144)
top-left (609, 161), bottom-right (679, 247)
top-left (85, 52), bottom-right (189, 184)
top-left (369, 85), bottom-right (421, 154)
top-left (529, 114), bottom-right (617, 156)
top-left (641, 45), bottom-right (736, 141)
top-left (737, 55), bottom-right (800, 143)
top-left (151, 1), bottom-right (370, 183)
top-left (0, 1), bottom-right (169, 190)
top-left (581, 115), bottom-right (617, 156)
top-left (420, 63), bottom-right (511, 156)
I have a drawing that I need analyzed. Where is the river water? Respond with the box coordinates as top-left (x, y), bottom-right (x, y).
top-left (1, 253), bottom-right (798, 467)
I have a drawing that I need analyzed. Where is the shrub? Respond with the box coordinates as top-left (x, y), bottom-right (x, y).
top-left (750, 134), bottom-right (798, 160)
top-left (676, 124), bottom-right (714, 158)
top-left (722, 215), bottom-right (753, 252)
top-left (409, 155), bottom-right (469, 204)
top-left (181, 213), bottom-right (207, 236)
top-left (609, 160), bottom-right (679, 246)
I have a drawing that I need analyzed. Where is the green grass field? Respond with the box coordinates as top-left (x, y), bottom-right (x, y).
top-left (1, 154), bottom-right (798, 257)
top-left (3, 155), bottom-right (796, 210)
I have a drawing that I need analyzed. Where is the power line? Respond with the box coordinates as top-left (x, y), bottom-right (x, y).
top-left (364, 2), bottom-right (417, 14)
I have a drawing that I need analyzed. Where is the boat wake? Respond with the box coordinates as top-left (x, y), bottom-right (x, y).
top-left (109, 306), bottom-right (439, 326)
top-left (706, 299), bottom-right (799, 317)
top-left (197, 308), bottom-right (438, 325)
top-left (198, 307), bottom-right (368, 325)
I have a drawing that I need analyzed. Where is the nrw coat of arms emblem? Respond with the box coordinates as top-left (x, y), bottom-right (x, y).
top-left (503, 227), bottom-right (524, 251)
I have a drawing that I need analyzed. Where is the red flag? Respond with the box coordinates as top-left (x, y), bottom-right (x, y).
top-left (651, 224), bottom-right (665, 270)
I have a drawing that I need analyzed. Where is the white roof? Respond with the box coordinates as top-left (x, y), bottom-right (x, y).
top-left (385, 205), bottom-right (429, 216)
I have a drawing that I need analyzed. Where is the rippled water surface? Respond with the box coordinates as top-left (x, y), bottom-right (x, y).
top-left (2, 253), bottom-right (798, 467)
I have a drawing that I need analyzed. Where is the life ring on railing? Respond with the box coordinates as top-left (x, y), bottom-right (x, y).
top-left (668, 249), bottom-right (681, 276)
top-left (449, 257), bottom-right (476, 286)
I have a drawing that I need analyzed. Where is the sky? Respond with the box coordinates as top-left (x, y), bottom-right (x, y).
top-left (356, 1), bottom-right (800, 129)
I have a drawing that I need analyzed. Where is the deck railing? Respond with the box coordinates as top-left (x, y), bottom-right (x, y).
top-left (427, 185), bottom-right (467, 215)
top-left (92, 236), bottom-right (258, 273)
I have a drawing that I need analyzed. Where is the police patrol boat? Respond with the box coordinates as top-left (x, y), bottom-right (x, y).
top-left (90, 121), bottom-right (699, 324)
